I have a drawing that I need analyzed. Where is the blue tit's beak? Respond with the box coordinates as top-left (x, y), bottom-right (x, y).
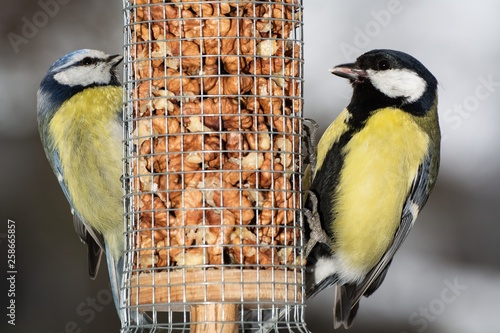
top-left (107, 54), bottom-right (124, 68)
top-left (330, 63), bottom-right (368, 83)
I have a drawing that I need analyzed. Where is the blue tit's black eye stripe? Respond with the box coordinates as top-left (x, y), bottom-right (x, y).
top-left (79, 57), bottom-right (100, 66)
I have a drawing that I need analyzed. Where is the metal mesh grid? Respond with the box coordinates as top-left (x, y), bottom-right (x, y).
top-left (122, 1), bottom-right (306, 332)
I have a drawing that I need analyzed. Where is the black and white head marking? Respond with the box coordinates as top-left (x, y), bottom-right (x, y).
top-left (331, 49), bottom-right (438, 117)
top-left (50, 49), bottom-right (122, 87)
top-left (356, 49), bottom-right (436, 105)
top-left (366, 67), bottom-right (427, 103)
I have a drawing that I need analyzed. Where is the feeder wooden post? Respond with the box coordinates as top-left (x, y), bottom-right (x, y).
top-left (191, 304), bottom-right (238, 333)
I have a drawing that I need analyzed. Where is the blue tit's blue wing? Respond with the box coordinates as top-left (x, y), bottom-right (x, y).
top-left (51, 145), bottom-right (154, 328)
top-left (51, 151), bottom-right (105, 279)
top-left (334, 148), bottom-right (436, 328)
top-left (72, 213), bottom-right (104, 279)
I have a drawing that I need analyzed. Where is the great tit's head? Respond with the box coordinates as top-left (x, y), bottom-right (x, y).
top-left (37, 49), bottom-right (123, 121)
top-left (331, 49), bottom-right (437, 116)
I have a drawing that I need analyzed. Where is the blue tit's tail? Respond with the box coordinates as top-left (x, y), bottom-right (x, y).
top-left (240, 306), bottom-right (301, 333)
top-left (105, 244), bottom-right (160, 332)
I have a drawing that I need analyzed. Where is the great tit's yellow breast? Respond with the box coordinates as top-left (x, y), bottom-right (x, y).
top-left (333, 107), bottom-right (429, 278)
top-left (49, 86), bottom-right (123, 241)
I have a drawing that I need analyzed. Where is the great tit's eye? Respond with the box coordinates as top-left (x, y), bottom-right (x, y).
top-left (81, 57), bottom-right (97, 66)
top-left (377, 59), bottom-right (391, 70)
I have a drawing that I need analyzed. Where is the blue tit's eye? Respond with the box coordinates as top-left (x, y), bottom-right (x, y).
top-left (377, 59), bottom-right (391, 70)
top-left (81, 57), bottom-right (97, 66)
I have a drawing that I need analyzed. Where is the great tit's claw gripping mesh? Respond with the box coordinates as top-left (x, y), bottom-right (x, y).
top-left (303, 191), bottom-right (329, 258)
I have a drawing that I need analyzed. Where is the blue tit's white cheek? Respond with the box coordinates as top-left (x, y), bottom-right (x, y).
top-left (54, 64), bottom-right (111, 87)
top-left (49, 49), bottom-right (108, 73)
top-left (367, 68), bottom-right (427, 103)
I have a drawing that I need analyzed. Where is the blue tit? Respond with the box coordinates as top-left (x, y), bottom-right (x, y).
top-left (37, 49), bottom-right (151, 328)
top-left (304, 49), bottom-right (440, 328)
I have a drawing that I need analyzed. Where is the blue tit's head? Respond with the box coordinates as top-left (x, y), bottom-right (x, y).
top-left (37, 49), bottom-right (123, 130)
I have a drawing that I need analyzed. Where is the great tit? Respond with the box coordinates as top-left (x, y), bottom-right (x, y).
top-left (304, 49), bottom-right (440, 328)
top-left (37, 49), bottom-right (151, 328)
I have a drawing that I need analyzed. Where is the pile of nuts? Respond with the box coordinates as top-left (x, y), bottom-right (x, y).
top-left (128, 0), bottom-right (303, 270)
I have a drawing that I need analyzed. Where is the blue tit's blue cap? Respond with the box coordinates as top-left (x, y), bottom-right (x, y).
top-left (49, 49), bottom-right (85, 69)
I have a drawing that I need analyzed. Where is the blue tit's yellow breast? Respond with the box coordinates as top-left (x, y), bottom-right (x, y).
top-left (333, 107), bottom-right (429, 275)
top-left (48, 86), bottom-right (123, 239)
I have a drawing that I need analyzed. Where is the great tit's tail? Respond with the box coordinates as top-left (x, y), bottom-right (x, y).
top-left (333, 284), bottom-right (358, 329)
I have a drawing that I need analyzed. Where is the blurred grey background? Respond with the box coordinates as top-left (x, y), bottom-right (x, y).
top-left (1, 0), bottom-right (499, 332)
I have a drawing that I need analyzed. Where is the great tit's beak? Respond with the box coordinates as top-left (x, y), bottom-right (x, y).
top-left (330, 63), bottom-right (368, 82)
top-left (107, 54), bottom-right (124, 67)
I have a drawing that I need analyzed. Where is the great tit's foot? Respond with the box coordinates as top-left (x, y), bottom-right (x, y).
top-left (303, 191), bottom-right (329, 258)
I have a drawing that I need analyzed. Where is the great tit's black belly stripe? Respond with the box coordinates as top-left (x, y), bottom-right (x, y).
top-left (307, 127), bottom-right (359, 240)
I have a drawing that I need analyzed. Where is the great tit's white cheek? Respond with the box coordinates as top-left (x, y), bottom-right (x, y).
top-left (368, 68), bottom-right (427, 103)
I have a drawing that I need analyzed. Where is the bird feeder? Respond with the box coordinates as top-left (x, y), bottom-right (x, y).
top-left (122, 0), bottom-right (306, 331)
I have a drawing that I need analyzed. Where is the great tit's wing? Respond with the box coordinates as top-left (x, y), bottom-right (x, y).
top-left (51, 151), bottom-right (105, 278)
top-left (335, 150), bottom-right (435, 328)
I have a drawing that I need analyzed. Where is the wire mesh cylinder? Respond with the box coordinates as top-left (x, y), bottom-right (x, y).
top-left (122, 1), bottom-right (306, 332)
